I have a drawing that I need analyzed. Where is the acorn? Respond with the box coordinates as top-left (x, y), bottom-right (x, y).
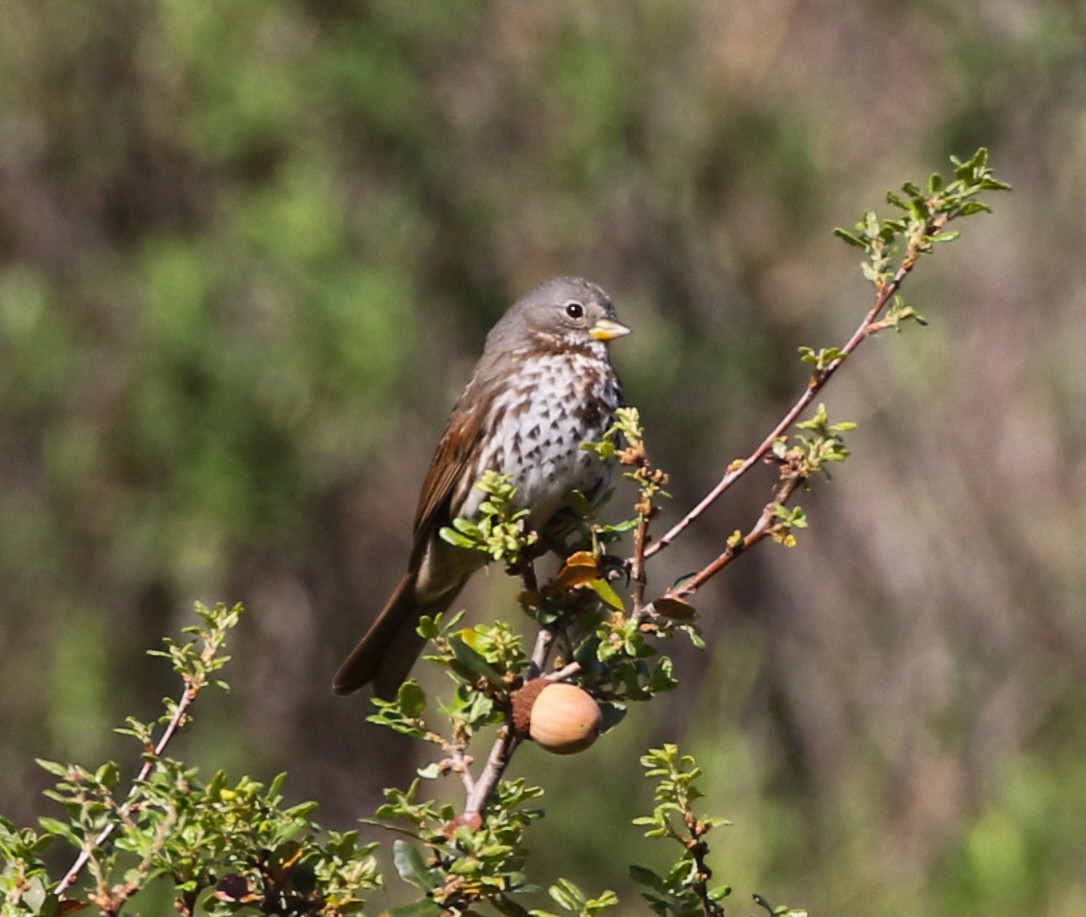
top-left (512, 681), bottom-right (602, 755)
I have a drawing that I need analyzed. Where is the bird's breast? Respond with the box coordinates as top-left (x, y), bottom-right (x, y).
top-left (461, 351), bottom-right (622, 529)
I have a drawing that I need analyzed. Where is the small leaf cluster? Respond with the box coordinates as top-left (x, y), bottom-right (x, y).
top-left (368, 618), bottom-right (532, 753)
top-left (113, 770), bottom-right (377, 917)
top-left (368, 680), bottom-right (434, 740)
top-left (0, 817), bottom-right (55, 915)
top-left (834, 147), bottom-right (1011, 290)
top-left (439, 471), bottom-right (538, 566)
top-left (871, 294), bottom-right (929, 333)
top-left (530, 551), bottom-right (683, 706)
top-left (439, 619), bottom-right (528, 696)
top-left (373, 778), bottom-right (545, 917)
top-left (612, 408), bottom-right (670, 516)
top-left (798, 345), bottom-right (847, 376)
top-left (790, 402), bottom-right (856, 478)
top-left (389, 562), bottom-right (682, 732)
top-left (763, 404), bottom-right (855, 547)
top-left (530, 878), bottom-right (619, 917)
top-left (580, 405), bottom-right (641, 463)
top-left (770, 401), bottom-right (854, 479)
top-left (769, 505), bottom-right (809, 548)
top-left (579, 609), bottom-right (679, 706)
top-left (1, 604), bottom-right (381, 917)
top-left (630, 746), bottom-right (730, 917)
top-left (151, 600), bottom-right (241, 690)
top-left (648, 594), bottom-right (702, 646)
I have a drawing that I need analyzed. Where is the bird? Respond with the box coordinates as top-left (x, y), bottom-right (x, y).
top-left (333, 276), bottom-right (630, 697)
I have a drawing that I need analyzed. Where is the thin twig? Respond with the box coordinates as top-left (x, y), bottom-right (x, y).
top-left (689, 835), bottom-right (724, 917)
top-left (442, 738), bottom-right (476, 797)
top-left (528, 624), bottom-right (555, 680)
top-left (542, 661), bottom-right (581, 683)
top-left (630, 511), bottom-right (650, 611)
top-left (55, 681), bottom-right (200, 896)
top-left (54, 614), bottom-right (233, 897)
top-left (643, 228), bottom-right (939, 562)
top-left (459, 559), bottom-right (592, 816)
top-left (659, 474), bottom-right (805, 603)
top-left (462, 727), bottom-right (520, 820)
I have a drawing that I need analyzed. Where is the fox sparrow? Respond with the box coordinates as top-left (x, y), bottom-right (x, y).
top-left (333, 276), bottom-right (630, 697)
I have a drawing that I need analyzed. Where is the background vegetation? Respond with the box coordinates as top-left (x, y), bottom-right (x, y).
top-left (1, 1), bottom-right (1083, 914)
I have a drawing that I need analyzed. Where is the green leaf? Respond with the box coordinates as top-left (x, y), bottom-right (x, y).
top-left (548, 878), bottom-right (585, 910)
top-left (587, 890), bottom-right (619, 911)
top-left (629, 865), bottom-right (667, 893)
top-left (449, 636), bottom-right (503, 683)
top-left (388, 899), bottom-right (444, 917)
top-left (37, 817), bottom-right (79, 843)
top-left (496, 895), bottom-right (535, 917)
top-left (832, 228), bottom-right (867, 249)
top-left (35, 759), bottom-right (69, 778)
top-left (595, 517), bottom-right (639, 535)
top-left (94, 761), bottom-right (120, 786)
top-left (392, 839), bottom-right (439, 890)
top-left (397, 680), bottom-right (427, 718)
top-left (589, 578), bottom-right (625, 611)
top-left (416, 615), bottom-right (440, 639)
top-left (438, 525), bottom-right (477, 549)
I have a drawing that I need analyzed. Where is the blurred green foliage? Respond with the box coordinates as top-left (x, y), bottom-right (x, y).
top-left (1, 1), bottom-right (1085, 915)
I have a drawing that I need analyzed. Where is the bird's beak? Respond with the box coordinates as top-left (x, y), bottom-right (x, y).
top-left (589, 318), bottom-right (632, 341)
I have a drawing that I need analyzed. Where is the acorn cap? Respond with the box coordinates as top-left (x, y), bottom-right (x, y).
top-left (511, 678), bottom-right (549, 736)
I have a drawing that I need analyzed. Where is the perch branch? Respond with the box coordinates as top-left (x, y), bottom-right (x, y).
top-left (644, 217), bottom-right (946, 561)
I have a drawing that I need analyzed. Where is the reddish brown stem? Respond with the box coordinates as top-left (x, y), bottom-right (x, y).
top-left (631, 511), bottom-right (650, 611)
top-left (662, 474), bottom-right (805, 602)
top-left (462, 727), bottom-right (520, 820)
top-left (643, 229), bottom-right (937, 562)
top-left (55, 682), bottom-right (199, 896)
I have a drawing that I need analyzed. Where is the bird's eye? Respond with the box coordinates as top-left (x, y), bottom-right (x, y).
top-left (564, 301), bottom-right (585, 320)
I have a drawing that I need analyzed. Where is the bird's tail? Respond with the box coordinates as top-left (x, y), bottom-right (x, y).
top-left (333, 572), bottom-right (461, 698)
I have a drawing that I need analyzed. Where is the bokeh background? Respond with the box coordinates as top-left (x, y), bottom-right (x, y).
top-left (2, 1), bottom-right (1084, 914)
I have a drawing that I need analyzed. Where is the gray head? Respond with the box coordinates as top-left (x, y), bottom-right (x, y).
top-left (486, 276), bottom-right (630, 353)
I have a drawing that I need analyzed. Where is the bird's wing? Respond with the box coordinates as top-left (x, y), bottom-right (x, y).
top-left (409, 392), bottom-right (489, 569)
